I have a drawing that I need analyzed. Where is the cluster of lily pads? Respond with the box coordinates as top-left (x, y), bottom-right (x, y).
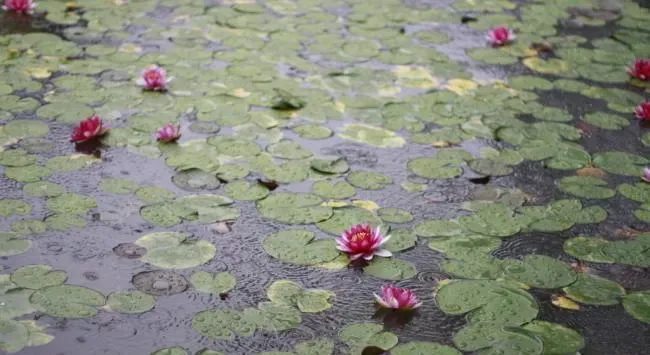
top-left (2, 0), bottom-right (650, 354)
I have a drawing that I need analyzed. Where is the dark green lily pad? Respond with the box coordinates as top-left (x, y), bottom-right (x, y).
top-left (557, 176), bottom-right (615, 199)
top-left (364, 258), bottom-right (416, 281)
top-left (623, 291), bottom-right (650, 324)
top-left (190, 271), bottom-right (236, 295)
top-left (383, 229), bottom-right (417, 252)
top-left (257, 192), bottom-right (333, 224)
top-left (106, 291), bottom-right (156, 314)
top-left (459, 204), bottom-right (523, 238)
top-left (135, 232), bottom-right (216, 269)
top-left (563, 235), bottom-right (650, 267)
top-left (522, 321), bottom-right (585, 355)
top-left (263, 229), bottom-right (339, 265)
top-left (30, 285), bottom-right (105, 318)
top-left (347, 171), bottom-right (392, 190)
top-left (10, 265), bottom-right (67, 290)
top-left (617, 183), bottom-right (650, 203)
top-left (563, 273), bottom-right (625, 306)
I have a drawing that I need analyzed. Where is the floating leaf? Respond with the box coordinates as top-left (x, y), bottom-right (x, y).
top-left (99, 178), bottom-right (140, 194)
top-left (623, 291), bottom-right (650, 324)
top-left (257, 192), bottom-right (333, 224)
top-left (225, 180), bottom-right (270, 201)
top-left (4, 165), bottom-right (52, 182)
top-left (391, 342), bottom-right (462, 355)
top-left (293, 125), bottom-right (332, 139)
top-left (347, 171), bottom-right (392, 190)
top-left (136, 187), bottom-right (176, 203)
top-left (339, 323), bottom-right (398, 352)
top-left (294, 339), bottom-right (335, 355)
top-left (46, 193), bottom-right (96, 216)
top-left (364, 258), bottom-right (416, 281)
top-left (135, 232), bottom-right (217, 269)
top-left (0, 199), bottom-right (31, 217)
top-left (23, 181), bottom-right (64, 197)
top-left (552, 295), bottom-right (580, 311)
top-left (311, 157), bottom-right (350, 174)
top-left (151, 347), bottom-right (189, 355)
top-left (267, 140), bottom-right (313, 160)
top-left (172, 169), bottom-right (221, 191)
top-left (316, 207), bottom-right (382, 236)
top-left (408, 157), bottom-right (462, 179)
top-left (502, 255), bottom-right (577, 289)
top-left (0, 232), bottom-right (31, 257)
top-left (583, 112), bottom-right (629, 130)
top-left (10, 265), bottom-right (67, 290)
top-left (563, 273), bottom-right (625, 305)
top-left (522, 321), bottom-right (585, 355)
top-left (263, 229), bottom-right (339, 265)
top-left (415, 220), bottom-right (463, 238)
top-left (30, 285), bottom-right (105, 318)
top-left (190, 271), bottom-right (236, 295)
top-left (106, 291), bottom-right (156, 314)
top-left (468, 159), bottom-right (513, 176)
top-left (377, 208), bottom-right (413, 223)
top-left (2, 120), bottom-right (49, 139)
top-left (312, 180), bottom-right (356, 199)
top-left (557, 176), bottom-right (615, 199)
top-left (340, 124), bottom-right (405, 148)
top-left (0, 320), bottom-right (54, 353)
top-left (593, 152), bottom-right (648, 176)
top-left (46, 154), bottom-right (99, 172)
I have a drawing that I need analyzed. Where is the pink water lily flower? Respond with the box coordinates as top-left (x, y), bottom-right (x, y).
top-left (642, 168), bottom-right (650, 183)
top-left (336, 224), bottom-right (391, 261)
top-left (628, 59), bottom-right (650, 81)
top-left (487, 26), bottom-right (515, 46)
top-left (136, 65), bottom-right (172, 91)
top-left (156, 123), bottom-right (181, 142)
top-left (71, 115), bottom-right (109, 143)
top-left (2, 0), bottom-right (37, 14)
top-left (635, 101), bottom-right (650, 121)
top-left (374, 285), bottom-right (422, 310)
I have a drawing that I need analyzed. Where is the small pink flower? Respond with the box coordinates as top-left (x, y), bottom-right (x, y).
top-left (642, 168), bottom-right (650, 183)
top-left (136, 65), bottom-right (172, 91)
top-left (156, 123), bottom-right (181, 142)
top-left (2, 0), bottom-right (36, 14)
top-left (628, 59), bottom-right (650, 81)
top-left (374, 285), bottom-right (422, 310)
top-left (336, 224), bottom-right (391, 261)
top-left (71, 115), bottom-right (109, 143)
top-left (635, 101), bottom-right (650, 121)
top-left (487, 26), bottom-right (515, 46)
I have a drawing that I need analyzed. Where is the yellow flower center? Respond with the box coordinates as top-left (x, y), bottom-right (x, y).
top-left (350, 232), bottom-right (369, 243)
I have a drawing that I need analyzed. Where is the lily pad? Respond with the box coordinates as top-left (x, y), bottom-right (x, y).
top-left (151, 348), bottom-right (188, 355)
top-left (583, 112), bottom-right (629, 130)
top-left (391, 342), bottom-right (462, 355)
top-left (377, 208), bottom-right (413, 223)
top-left (0, 149), bottom-right (37, 167)
top-left (0, 320), bottom-right (54, 353)
top-left (10, 265), bottom-right (67, 290)
top-left (593, 152), bottom-right (648, 176)
top-left (3, 120), bottom-right (49, 138)
top-left (316, 207), bottom-right (382, 236)
top-left (623, 291), bottom-right (650, 324)
top-left (136, 187), bottom-right (176, 203)
top-left (225, 180), bottom-right (270, 201)
top-left (46, 155), bottom-right (98, 172)
top-left (407, 157), bottom-right (462, 179)
top-left (293, 125), bottom-right (333, 139)
top-left (522, 321), bottom-right (585, 355)
top-left (23, 181), bottom-right (64, 197)
top-left (99, 178), bottom-right (140, 194)
top-left (557, 176), bottom-right (615, 199)
top-left (257, 192), bottom-right (333, 224)
top-left (502, 255), bottom-right (577, 289)
top-left (339, 323), bottom-right (398, 352)
top-left (172, 169), bottom-right (221, 191)
top-left (415, 220), bottom-right (463, 238)
top-left (563, 273), bottom-right (625, 306)
top-left (312, 180), bottom-right (356, 199)
top-left (383, 229), bottom-right (417, 252)
top-left (30, 285), bottom-right (105, 318)
top-left (311, 157), bottom-right (350, 174)
top-left (364, 258), bottom-right (416, 280)
top-left (106, 291), bottom-right (156, 314)
top-left (267, 140), bottom-right (313, 160)
top-left (339, 124), bottom-right (405, 148)
top-left (0, 199), bottom-right (31, 217)
top-left (468, 159), bottom-right (513, 176)
top-left (135, 232), bottom-right (217, 269)
top-left (46, 193), bottom-right (96, 216)
top-left (347, 171), bottom-right (392, 190)
top-left (190, 271), bottom-right (236, 295)
top-left (4, 165), bottom-right (52, 182)
top-left (263, 229), bottom-right (339, 265)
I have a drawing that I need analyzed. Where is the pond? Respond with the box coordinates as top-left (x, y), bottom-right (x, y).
top-left (1, 0), bottom-right (650, 354)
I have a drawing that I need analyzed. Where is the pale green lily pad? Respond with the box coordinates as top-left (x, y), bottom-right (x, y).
top-left (593, 152), bottom-right (648, 176)
top-left (294, 339), bottom-right (334, 355)
top-left (557, 176), bottom-right (615, 199)
top-left (563, 235), bottom-right (650, 267)
top-left (263, 229), bottom-right (339, 265)
top-left (339, 124), bottom-right (405, 148)
top-left (0, 199), bottom-right (31, 217)
top-left (267, 140), bottom-right (313, 160)
top-left (364, 258), bottom-right (416, 280)
top-left (140, 203), bottom-right (182, 227)
top-left (312, 180), bottom-right (356, 199)
top-left (4, 165), bottom-right (52, 182)
top-left (502, 255), bottom-right (576, 289)
top-left (257, 301), bottom-right (302, 331)
top-left (151, 347), bottom-right (189, 355)
top-left (377, 208), bottom-right (413, 223)
top-left (293, 125), bottom-right (332, 139)
top-left (190, 271), bottom-right (236, 295)
top-left (23, 181), bottom-right (64, 197)
top-left (11, 220), bottom-right (46, 234)
top-left (509, 76), bottom-right (553, 91)
top-left (339, 323), bottom-right (398, 352)
top-left (408, 157), bottom-right (462, 179)
top-left (296, 290), bottom-right (335, 313)
top-left (192, 309), bottom-right (258, 340)
top-left (454, 322), bottom-right (543, 354)
top-left (584, 112), bottom-right (630, 130)
top-left (466, 48), bottom-right (518, 65)
top-left (522, 321), bottom-right (584, 355)
top-left (623, 291), bottom-right (650, 324)
top-left (135, 232), bottom-right (216, 269)
top-left (459, 204), bottom-right (522, 238)
top-left (2, 120), bottom-right (49, 138)
top-left (99, 178), bottom-right (140, 194)
top-left (468, 159), bottom-right (513, 176)
top-left (0, 320), bottom-right (54, 354)
top-left (10, 265), bottom-right (67, 290)
top-left (196, 349), bottom-right (224, 355)
top-left (30, 285), bottom-right (105, 318)
top-left (136, 187), bottom-right (176, 203)
top-left (46, 154), bottom-right (99, 172)
top-left (311, 157), bottom-right (349, 174)
top-left (45, 214), bottom-right (86, 231)
top-left (36, 102), bottom-right (94, 123)
top-left (46, 193), bottom-right (96, 215)
top-left (316, 207), bottom-right (382, 236)
top-left (0, 283), bottom-right (37, 320)
top-left (391, 342), bottom-right (462, 355)
top-left (415, 220), bottom-right (463, 238)
top-left (384, 229), bottom-right (417, 252)
top-left (347, 171), bottom-right (392, 190)
top-left (0, 149), bottom-right (38, 167)
top-left (428, 234), bottom-right (501, 260)
top-left (172, 169), bottom-right (221, 191)
top-left (257, 192), bottom-right (333, 224)
top-left (225, 180), bottom-right (270, 201)
top-left (106, 291), bottom-right (156, 314)
top-left (267, 280), bottom-right (303, 305)
top-left (563, 273), bottom-right (625, 306)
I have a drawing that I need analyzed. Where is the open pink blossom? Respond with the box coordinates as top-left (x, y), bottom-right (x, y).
top-left (487, 26), bottom-right (515, 46)
top-left (2, 0), bottom-right (36, 14)
top-left (156, 123), bottom-right (181, 142)
top-left (336, 224), bottom-right (391, 261)
top-left (635, 101), bottom-right (650, 121)
top-left (643, 168), bottom-right (650, 183)
top-left (136, 65), bottom-right (172, 91)
top-left (71, 115), bottom-right (108, 143)
top-left (374, 285), bottom-right (422, 310)
top-left (628, 59), bottom-right (650, 81)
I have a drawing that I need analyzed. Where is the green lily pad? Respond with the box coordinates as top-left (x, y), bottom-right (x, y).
top-left (2, 120), bottom-right (49, 138)
top-left (10, 265), bottom-right (67, 290)
top-left (0, 149), bottom-right (38, 167)
top-left (0, 199), bottom-right (31, 217)
top-left (316, 206), bottom-right (382, 235)
top-left (557, 176), bottom-right (615, 199)
top-left (502, 255), bottom-right (577, 289)
top-left (415, 220), bottom-right (463, 238)
top-left (192, 308), bottom-right (259, 340)
top-left (311, 180), bottom-right (356, 199)
top-left (459, 204), bottom-right (522, 238)
top-left (263, 229), bottom-right (339, 265)
top-left (135, 232), bottom-right (216, 269)
top-left (563, 273), bottom-right (625, 305)
top-left (4, 165), bottom-right (52, 182)
top-left (151, 347), bottom-right (188, 355)
top-left (347, 171), bottom-right (392, 190)
top-left (225, 180), bottom-right (270, 201)
top-left (45, 214), bottom-right (86, 231)
top-left (30, 285), bottom-right (105, 318)
top-left (583, 112), bottom-right (630, 130)
top-left (46, 193), bottom-right (96, 216)
top-left (196, 349), bottom-right (224, 355)
top-left (257, 301), bottom-right (303, 331)
top-left (310, 157), bottom-right (350, 174)
top-left (140, 203), bottom-right (183, 227)
top-left (623, 291), bottom-right (650, 324)
top-left (391, 342), bottom-right (462, 355)
top-left (377, 207), bottom-right (413, 223)
top-left (207, 136), bottom-right (262, 157)
top-left (407, 157), bottom-right (462, 179)
top-left (294, 339), bottom-right (334, 355)
top-left (267, 140), bottom-right (313, 160)
top-left (0, 320), bottom-right (54, 353)
top-left (339, 124), bottom-right (405, 148)
top-left (0, 281), bottom-right (37, 319)
top-left (293, 125), bottom-right (333, 139)
top-left (468, 159), bottom-right (513, 176)
top-left (172, 169), bottom-right (221, 191)
top-left (36, 102), bottom-right (94, 123)
top-left (384, 228), bottom-right (417, 252)
top-left (106, 291), bottom-right (156, 314)
top-left (136, 187), bottom-right (176, 203)
top-left (267, 280), bottom-right (303, 306)
top-left (257, 192), bottom-right (333, 224)
top-left (11, 219), bottom-right (47, 235)
top-left (45, 154), bottom-right (99, 172)
top-left (99, 178), bottom-right (140, 194)
top-left (617, 183), bottom-right (650, 203)
top-left (428, 234), bottom-right (501, 260)
top-left (455, 323), bottom-right (543, 355)
top-left (563, 235), bottom-right (650, 267)
top-left (593, 152), bottom-right (648, 176)
top-left (23, 181), bottom-right (64, 197)
top-left (364, 258), bottom-right (416, 280)
top-left (190, 271), bottom-right (236, 295)
top-left (522, 321), bottom-right (585, 355)
top-left (509, 76), bottom-right (553, 91)
top-left (339, 323), bottom-right (398, 352)
top-left (466, 48), bottom-right (518, 65)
